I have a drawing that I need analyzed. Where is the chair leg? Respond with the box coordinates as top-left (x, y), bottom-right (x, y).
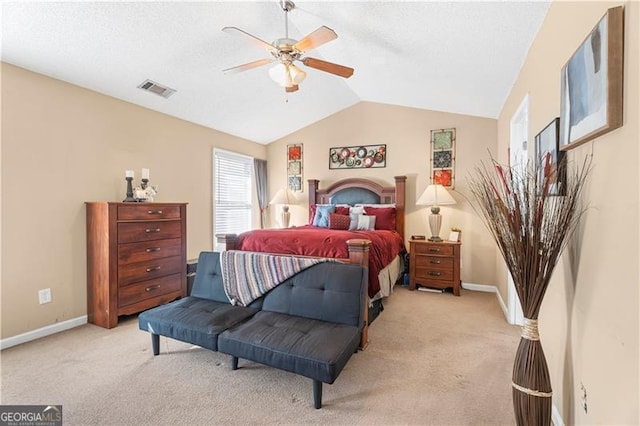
top-left (313, 380), bottom-right (323, 409)
top-left (151, 334), bottom-right (160, 356)
top-left (231, 356), bottom-right (238, 370)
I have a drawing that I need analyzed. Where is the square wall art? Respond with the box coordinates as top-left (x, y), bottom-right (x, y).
top-left (430, 128), bottom-right (456, 188)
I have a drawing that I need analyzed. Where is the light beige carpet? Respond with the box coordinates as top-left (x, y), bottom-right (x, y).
top-left (1, 287), bottom-right (520, 425)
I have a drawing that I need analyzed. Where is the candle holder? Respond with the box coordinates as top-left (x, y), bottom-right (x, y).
top-left (123, 177), bottom-right (136, 202)
top-left (141, 178), bottom-right (149, 190)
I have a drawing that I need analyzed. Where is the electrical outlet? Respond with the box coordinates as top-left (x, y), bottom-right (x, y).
top-left (38, 288), bottom-right (52, 304)
top-left (580, 382), bottom-right (588, 414)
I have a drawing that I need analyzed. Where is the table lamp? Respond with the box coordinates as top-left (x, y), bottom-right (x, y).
top-left (416, 184), bottom-right (456, 241)
top-left (269, 188), bottom-right (296, 228)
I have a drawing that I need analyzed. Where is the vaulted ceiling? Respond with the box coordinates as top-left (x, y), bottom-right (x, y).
top-left (1, 1), bottom-right (550, 144)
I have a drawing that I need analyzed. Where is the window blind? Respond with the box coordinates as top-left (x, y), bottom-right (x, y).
top-left (213, 149), bottom-right (253, 236)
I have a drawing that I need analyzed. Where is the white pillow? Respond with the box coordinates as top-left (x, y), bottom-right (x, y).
top-left (354, 203), bottom-right (396, 208)
top-left (356, 215), bottom-right (376, 231)
top-left (349, 206), bottom-right (365, 230)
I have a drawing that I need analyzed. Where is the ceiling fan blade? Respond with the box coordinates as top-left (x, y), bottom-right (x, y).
top-left (294, 26), bottom-right (337, 52)
top-left (302, 57), bottom-right (354, 78)
top-left (223, 58), bottom-right (272, 74)
top-left (222, 26), bottom-right (275, 52)
top-left (285, 85), bottom-right (299, 93)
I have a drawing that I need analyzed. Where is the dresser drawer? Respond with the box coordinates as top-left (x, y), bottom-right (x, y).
top-left (118, 204), bottom-right (181, 220)
top-left (414, 256), bottom-right (454, 270)
top-left (118, 273), bottom-right (183, 308)
top-left (118, 255), bottom-right (183, 287)
top-left (414, 243), bottom-right (454, 256)
top-left (117, 220), bottom-right (182, 243)
top-left (118, 238), bottom-right (182, 265)
top-left (415, 267), bottom-right (454, 282)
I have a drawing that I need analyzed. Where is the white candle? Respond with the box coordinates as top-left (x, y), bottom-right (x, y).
top-left (142, 168), bottom-right (150, 180)
top-left (125, 170), bottom-right (134, 178)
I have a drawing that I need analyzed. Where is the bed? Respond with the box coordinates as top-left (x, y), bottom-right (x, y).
top-left (216, 176), bottom-right (407, 348)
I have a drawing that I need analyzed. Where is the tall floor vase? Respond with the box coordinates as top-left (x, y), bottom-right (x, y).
top-left (512, 318), bottom-right (552, 426)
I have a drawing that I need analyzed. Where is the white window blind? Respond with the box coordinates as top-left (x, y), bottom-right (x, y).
top-left (213, 149), bottom-right (253, 236)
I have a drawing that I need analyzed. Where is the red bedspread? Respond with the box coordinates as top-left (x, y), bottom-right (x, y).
top-left (235, 225), bottom-right (406, 298)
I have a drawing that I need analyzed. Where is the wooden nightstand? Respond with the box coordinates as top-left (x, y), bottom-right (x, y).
top-left (409, 239), bottom-right (461, 296)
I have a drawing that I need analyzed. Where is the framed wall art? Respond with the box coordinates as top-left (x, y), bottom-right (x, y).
top-left (535, 118), bottom-right (566, 196)
top-left (287, 144), bottom-right (303, 192)
top-left (430, 128), bottom-right (456, 188)
top-left (560, 5), bottom-right (624, 151)
top-left (329, 144), bottom-right (386, 169)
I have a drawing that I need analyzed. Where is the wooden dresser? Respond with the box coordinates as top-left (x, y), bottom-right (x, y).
top-left (86, 202), bottom-right (187, 328)
top-left (409, 239), bottom-right (461, 296)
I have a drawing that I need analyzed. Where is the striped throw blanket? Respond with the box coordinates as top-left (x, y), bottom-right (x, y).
top-left (220, 251), bottom-right (333, 307)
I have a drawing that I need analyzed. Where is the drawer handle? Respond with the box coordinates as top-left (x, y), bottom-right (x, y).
top-left (147, 210), bottom-right (163, 215)
top-left (145, 284), bottom-right (161, 292)
top-left (146, 266), bottom-right (161, 272)
top-left (428, 272), bottom-right (442, 277)
top-left (430, 260), bottom-right (441, 264)
top-left (145, 228), bottom-right (161, 233)
top-left (428, 248), bottom-right (441, 253)
top-left (145, 247), bottom-right (161, 253)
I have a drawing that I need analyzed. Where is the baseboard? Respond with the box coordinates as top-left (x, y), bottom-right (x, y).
top-left (552, 403), bottom-right (565, 426)
top-left (0, 316), bottom-right (88, 350)
top-left (462, 282), bottom-right (509, 322)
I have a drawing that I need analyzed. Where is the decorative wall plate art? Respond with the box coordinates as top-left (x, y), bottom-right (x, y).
top-left (287, 144), bottom-right (303, 192)
top-left (329, 144), bottom-right (386, 169)
top-left (430, 128), bottom-right (456, 188)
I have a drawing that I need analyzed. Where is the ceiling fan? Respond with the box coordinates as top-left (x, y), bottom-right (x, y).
top-left (222, 0), bottom-right (354, 93)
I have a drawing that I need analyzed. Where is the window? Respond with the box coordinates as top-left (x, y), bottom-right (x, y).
top-left (213, 149), bottom-right (253, 238)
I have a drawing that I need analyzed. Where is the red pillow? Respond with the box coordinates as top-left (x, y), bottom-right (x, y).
top-left (363, 207), bottom-right (396, 230)
top-left (328, 213), bottom-right (350, 230)
top-left (335, 206), bottom-right (350, 215)
top-left (309, 204), bottom-right (317, 224)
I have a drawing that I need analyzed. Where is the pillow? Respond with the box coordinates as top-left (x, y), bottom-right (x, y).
top-left (364, 206), bottom-right (397, 230)
top-left (335, 205), bottom-right (351, 215)
top-left (310, 204), bottom-right (350, 224)
top-left (354, 203), bottom-right (396, 208)
top-left (356, 215), bottom-right (376, 231)
top-left (328, 213), bottom-right (350, 230)
top-left (312, 204), bottom-right (336, 228)
top-left (349, 206), bottom-right (365, 230)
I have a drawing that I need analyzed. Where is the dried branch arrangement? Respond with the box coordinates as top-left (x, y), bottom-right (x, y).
top-left (468, 153), bottom-right (590, 426)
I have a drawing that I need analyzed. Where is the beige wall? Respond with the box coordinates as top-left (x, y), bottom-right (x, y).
top-left (498, 1), bottom-right (639, 423)
top-left (266, 101), bottom-right (498, 287)
top-left (0, 63), bottom-right (266, 339)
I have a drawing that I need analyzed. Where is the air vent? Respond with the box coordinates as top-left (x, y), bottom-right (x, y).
top-left (137, 79), bottom-right (176, 98)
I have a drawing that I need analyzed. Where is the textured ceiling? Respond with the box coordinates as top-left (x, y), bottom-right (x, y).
top-left (1, 1), bottom-right (550, 144)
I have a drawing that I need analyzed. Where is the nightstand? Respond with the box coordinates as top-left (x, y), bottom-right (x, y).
top-left (409, 239), bottom-right (461, 296)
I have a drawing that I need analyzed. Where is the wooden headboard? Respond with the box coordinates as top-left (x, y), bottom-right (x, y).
top-left (307, 176), bottom-right (407, 240)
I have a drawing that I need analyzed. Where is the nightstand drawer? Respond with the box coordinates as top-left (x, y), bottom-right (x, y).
top-left (118, 255), bottom-right (183, 286)
top-left (118, 204), bottom-right (181, 220)
top-left (414, 256), bottom-right (454, 270)
top-left (117, 220), bottom-right (182, 243)
top-left (414, 243), bottom-right (454, 256)
top-left (415, 267), bottom-right (454, 282)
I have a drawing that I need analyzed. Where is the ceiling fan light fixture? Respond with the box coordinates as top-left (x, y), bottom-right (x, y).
top-left (288, 63), bottom-right (306, 85)
top-left (268, 62), bottom-right (305, 88)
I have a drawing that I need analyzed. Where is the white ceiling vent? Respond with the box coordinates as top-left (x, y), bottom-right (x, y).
top-left (137, 79), bottom-right (176, 98)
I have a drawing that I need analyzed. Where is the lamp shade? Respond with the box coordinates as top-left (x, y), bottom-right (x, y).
top-left (269, 188), bottom-right (296, 205)
top-left (416, 184), bottom-right (456, 206)
top-left (268, 62), bottom-right (306, 88)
